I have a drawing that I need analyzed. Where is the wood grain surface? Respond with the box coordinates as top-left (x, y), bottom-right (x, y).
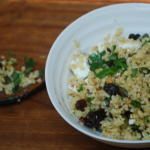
top-left (0, 1), bottom-right (150, 150)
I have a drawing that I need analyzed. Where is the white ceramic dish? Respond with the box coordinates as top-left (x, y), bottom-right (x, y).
top-left (45, 3), bottom-right (150, 148)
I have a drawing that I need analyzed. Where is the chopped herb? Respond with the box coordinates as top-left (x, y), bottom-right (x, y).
top-left (133, 124), bottom-right (139, 129)
top-left (39, 69), bottom-right (44, 78)
top-left (131, 100), bottom-right (141, 108)
top-left (95, 66), bottom-right (120, 79)
top-left (122, 114), bottom-right (129, 126)
top-left (91, 109), bottom-right (98, 112)
top-left (108, 45), bottom-right (117, 60)
top-left (144, 116), bottom-right (149, 124)
top-left (121, 96), bottom-right (123, 100)
top-left (74, 109), bottom-right (77, 116)
top-left (107, 97), bottom-right (112, 101)
top-left (7, 58), bottom-right (17, 64)
top-left (4, 76), bottom-right (12, 84)
top-left (6, 51), bottom-right (16, 57)
top-left (109, 53), bottom-right (118, 60)
top-left (24, 56), bottom-right (36, 72)
top-left (77, 84), bottom-right (83, 92)
top-left (104, 81), bottom-right (107, 86)
top-left (135, 130), bottom-right (138, 135)
top-left (11, 71), bottom-right (22, 93)
top-left (8, 96), bottom-right (14, 100)
top-left (142, 40), bottom-right (150, 47)
top-left (131, 68), bottom-right (138, 77)
top-left (114, 59), bottom-right (127, 70)
top-left (112, 45), bottom-right (116, 52)
top-left (135, 102), bottom-right (141, 108)
top-left (88, 51), bottom-right (106, 71)
top-left (87, 97), bottom-right (95, 102)
top-left (125, 76), bottom-right (128, 80)
top-left (149, 89), bottom-right (150, 94)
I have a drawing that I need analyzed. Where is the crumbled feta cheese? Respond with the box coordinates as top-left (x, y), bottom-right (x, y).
top-left (68, 84), bottom-right (78, 93)
top-left (98, 42), bottom-right (105, 52)
top-left (70, 56), bottom-right (90, 79)
top-left (118, 42), bottom-right (140, 53)
top-left (0, 88), bottom-right (3, 92)
top-left (129, 119), bottom-right (136, 125)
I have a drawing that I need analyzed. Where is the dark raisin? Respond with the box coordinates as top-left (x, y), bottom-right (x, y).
top-left (107, 60), bottom-right (115, 67)
top-left (81, 108), bottom-right (106, 129)
top-left (107, 47), bottom-right (111, 53)
top-left (134, 34), bottom-right (141, 40)
top-left (132, 128), bottom-right (143, 135)
top-left (124, 111), bottom-right (131, 119)
top-left (128, 33), bottom-right (141, 40)
top-left (0, 63), bottom-right (2, 69)
top-left (103, 83), bottom-right (121, 96)
top-left (75, 99), bottom-right (87, 111)
top-left (109, 113), bottom-right (113, 118)
top-left (129, 34), bottom-right (135, 39)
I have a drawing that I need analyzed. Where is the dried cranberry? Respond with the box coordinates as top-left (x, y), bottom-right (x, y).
top-left (103, 83), bottom-right (121, 96)
top-left (75, 99), bottom-right (87, 111)
top-left (81, 108), bottom-right (106, 129)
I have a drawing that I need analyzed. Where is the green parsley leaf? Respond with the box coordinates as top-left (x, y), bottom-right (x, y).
top-left (89, 51), bottom-right (106, 71)
top-left (125, 76), bottom-right (128, 80)
top-left (24, 56), bottom-right (37, 72)
top-left (77, 84), bottom-right (83, 92)
top-left (131, 100), bottom-right (136, 105)
top-left (131, 100), bottom-right (141, 108)
top-left (114, 59), bottom-right (127, 70)
top-left (108, 54), bottom-right (118, 60)
top-left (149, 89), bottom-right (150, 94)
top-left (133, 124), bottom-right (139, 129)
top-left (108, 45), bottom-right (117, 60)
top-left (135, 102), bottom-right (141, 108)
top-left (95, 66), bottom-right (120, 79)
top-left (11, 71), bottom-right (22, 93)
top-left (144, 116), bottom-right (149, 124)
top-left (121, 96), bottom-right (123, 100)
top-left (135, 130), bottom-right (138, 135)
top-left (74, 109), bottom-right (77, 116)
top-left (91, 109), bottom-right (98, 112)
top-left (4, 76), bottom-right (12, 84)
top-left (39, 69), bottom-right (44, 78)
top-left (112, 45), bottom-right (117, 52)
top-left (131, 68), bottom-right (138, 77)
top-left (142, 40), bottom-right (150, 47)
top-left (87, 97), bottom-right (95, 102)
top-left (6, 51), bottom-right (16, 57)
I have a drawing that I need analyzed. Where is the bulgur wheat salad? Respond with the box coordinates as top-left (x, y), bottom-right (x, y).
top-left (67, 27), bottom-right (150, 140)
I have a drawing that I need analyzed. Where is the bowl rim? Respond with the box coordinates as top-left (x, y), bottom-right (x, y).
top-left (45, 3), bottom-right (150, 144)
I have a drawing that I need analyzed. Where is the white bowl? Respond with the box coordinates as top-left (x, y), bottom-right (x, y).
top-left (45, 3), bottom-right (150, 148)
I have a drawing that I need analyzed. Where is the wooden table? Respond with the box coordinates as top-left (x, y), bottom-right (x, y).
top-left (0, 1), bottom-right (150, 149)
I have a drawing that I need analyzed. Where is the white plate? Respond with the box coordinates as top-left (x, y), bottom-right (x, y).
top-left (45, 3), bottom-right (150, 148)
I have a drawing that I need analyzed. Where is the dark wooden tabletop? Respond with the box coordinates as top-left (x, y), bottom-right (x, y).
top-left (0, 1), bottom-right (150, 150)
